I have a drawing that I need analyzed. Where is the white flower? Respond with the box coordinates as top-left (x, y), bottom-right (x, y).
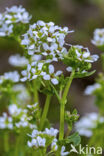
top-left (27, 137), bottom-right (46, 148)
top-left (5, 5), bottom-right (31, 24)
top-left (45, 128), bottom-right (59, 137)
top-left (12, 84), bottom-right (30, 105)
top-left (21, 20), bottom-right (72, 60)
top-left (74, 46), bottom-right (99, 63)
top-left (43, 64), bottom-right (62, 85)
top-left (9, 54), bottom-right (28, 67)
top-left (0, 71), bottom-right (20, 84)
top-left (0, 113), bottom-right (13, 130)
top-left (51, 138), bottom-right (58, 151)
top-left (0, 6), bottom-right (31, 37)
top-left (84, 83), bottom-right (101, 95)
top-left (61, 146), bottom-right (69, 156)
top-left (27, 127), bottom-right (59, 149)
top-left (37, 136), bottom-right (46, 147)
top-left (8, 104), bottom-right (21, 116)
top-left (92, 28), bottom-right (104, 46)
top-left (75, 113), bottom-right (104, 137)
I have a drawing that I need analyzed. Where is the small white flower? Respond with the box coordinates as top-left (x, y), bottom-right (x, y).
top-left (37, 136), bottom-right (46, 147)
top-left (84, 83), bottom-right (101, 95)
top-left (45, 128), bottom-right (58, 137)
top-left (42, 64), bottom-right (62, 85)
top-left (0, 71), bottom-right (20, 84)
top-left (61, 146), bottom-right (69, 156)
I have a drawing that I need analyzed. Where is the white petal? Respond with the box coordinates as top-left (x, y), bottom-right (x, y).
top-left (51, 78), bottom-right (58, 85)
top-left (43, 75), bottom-right (50, 80)
top-left (91, 55), bottom-right (99, 62)
top-left (32, 75), bottom-right (38, 79)
top-left (55, 70), bottom-right (62, 76)
top-left (66, 67), bottom-right (72, 72)
top-left (75, 49), bottom-right (81, 57)
top-left (49, 65), bottom-right (54, 74)
top-left (20, 77), bottom-right (27, 82)
top-left (83, 52), bottom-right (90, 58)
top-left (43, 43), bottom-right (49, 51)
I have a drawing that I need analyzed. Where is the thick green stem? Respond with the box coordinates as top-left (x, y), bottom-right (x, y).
top-left (59, 70), bottom-right (75, 140)
top-left (59, 102), bottom-right (65, 140)
top-left (40, 95), bottom-right (51, 130)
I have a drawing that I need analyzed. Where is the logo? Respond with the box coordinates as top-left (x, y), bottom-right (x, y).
top-left (70, 144), bottom-right (102, 155)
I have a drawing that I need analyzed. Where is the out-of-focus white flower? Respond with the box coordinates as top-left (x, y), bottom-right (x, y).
top-left (12, 84), bottom-right (31, 105)
top-left (51, 138), bottom-right (58, 151)
top-left (75, 112), bottom-right (104, 137)
top-left (0, 113), bottom-right (13, 130)
top-left (5, 5), bottom-right (31, 24)
top-left (27, 137), bottom-right (46, 148)
top-left (9, 54), bottom-right (28, 67)
top-left (61, 146), bottom-right (69, 156)
top-left (0, 71), bottom-right (20, 84)
top-left (8, 104), bottom-right (22, 116)
top-left (27, 127), bottom-right (59, 149)
top-left (92, 28), bottom-right (104, 46)
top-left (84, 83), bottom-right (101, 95)
top-left (0, 104), bottom-right (36, 130)
top-left (0, 5), bottom-right (31, 37)
top-left (0, 24), bottom-right (13, 36)
top-left (44, 128), bottom-right (58, 137)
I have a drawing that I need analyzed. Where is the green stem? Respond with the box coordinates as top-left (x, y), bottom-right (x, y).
top-left (40, 95), bottom-right (51, 130)
top-left (50, 83), bottom-right (61, 105)
top-left (4, 132), bottom-right (9, 153)
top-left (15, 135), bottom-right (21, 156)
top-left (59, 102), bottom-right (65, 140)
top-left (34, 87), bottom-right (39, 103)
top-left (34, 81), bottom-right (39, 104)
top-left (62, 70), bottom-right (75, 104)
top-left (59, 70), bottom-right (75, 140)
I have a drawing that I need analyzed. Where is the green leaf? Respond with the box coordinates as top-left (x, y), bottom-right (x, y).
top-left (66, 132), bottom-right (81, 146)
top-left (74, 70), bottom-right (96, 78)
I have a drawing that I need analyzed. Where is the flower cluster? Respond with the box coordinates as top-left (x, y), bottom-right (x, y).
top-left (92, 28), bottom-right (104, 46)
top-left (21, 20), bottom-right (73, 60)
top-left (64, 45), bottom-right (99, 73)
top-left (75, 113), bottom-right (104, 137)
top-left (21, 62), bottom-right (62, 85)
top-left (0, 104), bottom-right (36, 130)
top-left (0, 71), bottom-right (20, 84)
top-left (27, 128), bottom-right (69, 155)
top-left (0, 113), bottom-right (13, 129)
top-left (0, 5), bottom-right (31, 36)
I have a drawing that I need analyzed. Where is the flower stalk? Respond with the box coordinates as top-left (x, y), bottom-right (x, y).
top-left (40, 95), bottom-right (51, 130)
top-left (59, 70), bottom-right (75, 140)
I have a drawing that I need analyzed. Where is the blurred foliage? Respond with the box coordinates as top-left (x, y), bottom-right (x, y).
top-left (27, 0), bottom-right (61, 23)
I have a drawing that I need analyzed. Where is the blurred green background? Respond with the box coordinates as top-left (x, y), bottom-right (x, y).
top-left (0, 0), bottom-right (104, 123)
